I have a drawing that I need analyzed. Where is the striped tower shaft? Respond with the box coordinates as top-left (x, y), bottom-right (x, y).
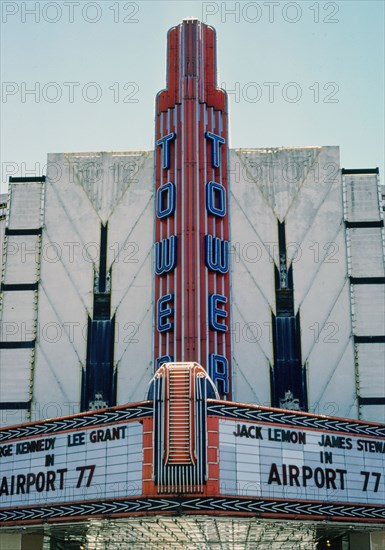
top-left (154, 20), bottom-right (232, 399)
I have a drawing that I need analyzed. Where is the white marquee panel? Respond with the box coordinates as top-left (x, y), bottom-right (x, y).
top-left (0, 422), bottom-right (143, 508)
top-left (219, 419), bottom-right (385, 505)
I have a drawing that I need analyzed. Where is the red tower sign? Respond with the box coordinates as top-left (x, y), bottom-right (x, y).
top-left (154, 19), bottom-right (232, 399)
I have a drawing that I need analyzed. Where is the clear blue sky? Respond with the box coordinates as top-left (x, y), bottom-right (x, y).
top-left (1, 0), bottom-right (384, 193)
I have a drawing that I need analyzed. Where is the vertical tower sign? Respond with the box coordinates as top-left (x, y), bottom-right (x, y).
top-left (154, 19), bottom-right (232, 399)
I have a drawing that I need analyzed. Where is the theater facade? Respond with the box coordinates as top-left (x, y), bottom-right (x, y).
top-left (0, 18), bottom-right (384, 550)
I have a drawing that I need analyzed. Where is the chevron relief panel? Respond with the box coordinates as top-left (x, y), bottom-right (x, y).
top-left (283, 146), bottom-right (355, 416)
top-left (108, 152), bottom-right (154, 404)
top-left (234, 147), bottom-right (322, 223)
top-left (284, 146), bottom-right (341, 266)
top-left (230, 149), bottom-right (277, 405)
top-left (65, 151), bottom-right (149, 224)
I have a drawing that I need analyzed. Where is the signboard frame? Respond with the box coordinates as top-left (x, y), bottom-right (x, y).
top-left (0, 399), bottom-right (384, 526)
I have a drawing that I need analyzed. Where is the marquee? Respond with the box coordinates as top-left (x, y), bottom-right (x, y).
top-left (1, 364), bottom-right (384, 525)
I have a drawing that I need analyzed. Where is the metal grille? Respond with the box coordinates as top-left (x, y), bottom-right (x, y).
top-left (165, 366), bottom-right (194, 464)
top-left (153, 362), bottom-right (211, 494)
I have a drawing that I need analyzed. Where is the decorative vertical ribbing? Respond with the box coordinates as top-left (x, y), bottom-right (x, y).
top-left (151, 362), bottom-right (218, 493)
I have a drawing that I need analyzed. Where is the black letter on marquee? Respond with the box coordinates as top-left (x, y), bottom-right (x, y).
top-left (267, 463), bottom-right (282, 485)
top-left (45, 454), bottom-right (55, 467)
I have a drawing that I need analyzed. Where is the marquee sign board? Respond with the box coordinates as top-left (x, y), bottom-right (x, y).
top-left (0, 387), bottom-right (384, 525)
top-left (0, 422), bottom-right (142, 509)
top-left (208, 401), bottom-right (385, 520)
top-left (219, 419), bottom-right (385, 505)
top-left (0, 403), bottom-right (151, 523)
